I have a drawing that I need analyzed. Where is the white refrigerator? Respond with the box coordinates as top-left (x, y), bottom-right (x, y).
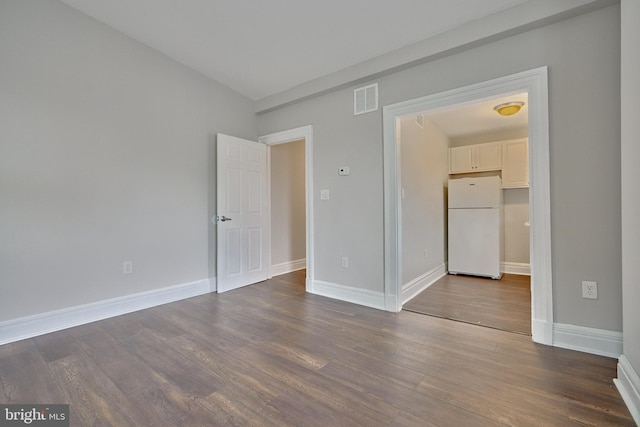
top-left (448, 176), bottom-right (503, 279)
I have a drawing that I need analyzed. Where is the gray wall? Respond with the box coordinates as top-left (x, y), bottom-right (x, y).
top-left (259, 5), bottom-right (622, 331)
top-left (400, 116), bottom-right (449, 285)
top-left (261, 90), bottom-right (385, 290)
top-left (503, 189), bottom-right (530, 265)
top-left (621, 0), bottom-right (640, 377)
top-left (270, 140), bottom-right (306, 266)
top-left (0, 0), bottom-right (257, 321)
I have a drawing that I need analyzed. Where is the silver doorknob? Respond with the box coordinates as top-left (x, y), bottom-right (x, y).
top-left (217, 215), bottom-right (232, 222)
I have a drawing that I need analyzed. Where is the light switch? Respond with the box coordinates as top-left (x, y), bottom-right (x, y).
top-left (320, 189), bottom-right (330, 200)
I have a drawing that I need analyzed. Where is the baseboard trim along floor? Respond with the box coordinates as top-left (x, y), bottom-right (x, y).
top-left (553, 323), bottom-right (623, 359)
top-left (0, 278), bottom-right (215, 345)
top-left (614, 355), bottom-right (640, 425)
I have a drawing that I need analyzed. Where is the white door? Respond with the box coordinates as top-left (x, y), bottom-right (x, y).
top-left (216, 134), bottom-right (269, 292)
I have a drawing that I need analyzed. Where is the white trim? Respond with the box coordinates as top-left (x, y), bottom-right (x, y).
top-left (0, 279), bottom-right (214, 345)
top-left (271, 259), bottom-right (306, 277)
top-left (401, 263), bottom-right (447, 304)
top-left (311, 280), bottom-right (385, 310)
top-left (552, 323), bottom-right (623, 358)
top-left (383, 67), bottom-right (552, 344)
top-left (532, 319), bottom-right (553, 345)
top-left (259, 125), bottom-right (314, 292)
top-left (615, 355), bottom-right (640, 425)
top-left (266, 145), bottom-right (273, 279)
top-left (501, 262), bottom-right (531, 276)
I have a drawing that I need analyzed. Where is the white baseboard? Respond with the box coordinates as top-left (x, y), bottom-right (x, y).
top-left (501, 262), bottom-right (531, 275)
top-left (401, 263), bottom-right (447, 304)
top-left (552, 323), bottom-right (623, 358)
top-left (614, 355), bottom-right (640, 425)
top-left (0, 278), bottom-right (215, 345)
top-left (532, 319), bottom-right (553, 345)
top-left (311, 280), bottom-right (385, 310)
top-left (271, 258), bottom-right (306, 277)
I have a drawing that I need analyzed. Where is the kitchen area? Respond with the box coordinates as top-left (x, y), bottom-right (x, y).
top-left (399, 93), bottom-right (531, 334)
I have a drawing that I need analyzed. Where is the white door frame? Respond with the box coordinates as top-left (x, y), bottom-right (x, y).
top-left (259, 125), bottom-right (314, 292)
top-left (382, 67), bottom-right (553, 345)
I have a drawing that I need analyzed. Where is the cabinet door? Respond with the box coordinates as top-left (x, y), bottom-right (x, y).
top-left (475, 142), bottom-right (502, 172)
top-left (449, 146), bottom-right (474, 173)
top-left (502, 139), bottom-right (529, 188)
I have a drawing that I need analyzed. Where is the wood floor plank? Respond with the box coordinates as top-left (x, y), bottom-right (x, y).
top-left (34, 330), bottom-right (84, 363)
top-left (230, 344), bottom-right (399, 425)
top-left (197, 386), bottom-right (288, 427)
top-left (158, 303), bottom-right (248, 354)
top-left (47, 354), bottom-right (143, 426)
top-left (0, 338), bottom-right (38, 359)
top-left (120, 328), bottom-right (223, 399)
top-left (76, 328), bottom-right (218, 426)
top-left (404, 273), bottom-right (531, 334)
top-left (0, 349), bottom-right (67, 404)
top-left (0, 270), bottom-right (634, 426)
top-left (167, 333), bottom-right (286, 404)
top-left (385, 384), bottom-right (507, 427)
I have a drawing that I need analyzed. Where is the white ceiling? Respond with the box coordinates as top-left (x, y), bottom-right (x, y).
top-left (59, 0), bottom-right (528, 101)
top-left (424, 93), bottom-right (529, 139)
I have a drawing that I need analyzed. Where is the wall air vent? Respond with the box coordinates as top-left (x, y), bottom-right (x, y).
top-left (354, 83), bottom-right (378, 115)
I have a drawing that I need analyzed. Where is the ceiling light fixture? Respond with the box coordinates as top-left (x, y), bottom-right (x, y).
top-left (493, 101), bottom-right (524, 116)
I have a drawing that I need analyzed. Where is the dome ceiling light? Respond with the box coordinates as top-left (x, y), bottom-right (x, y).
top-left (493, 101), bottom-right (525, 116)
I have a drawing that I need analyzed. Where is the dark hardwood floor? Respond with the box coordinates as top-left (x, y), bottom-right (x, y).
top-left (403, 273), bottom-right (531, 335)
top-left (0, 270), bottom-right (633, 426)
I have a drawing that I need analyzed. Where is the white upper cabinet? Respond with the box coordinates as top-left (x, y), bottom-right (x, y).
top-left (449, 142), bottom-right (502, 174)
top-left (449, 145), bottom-right (474, 173)
top-left (501, 138), bottom-right (529, 188)
top-left (449, 138), bottom-right (529, 188)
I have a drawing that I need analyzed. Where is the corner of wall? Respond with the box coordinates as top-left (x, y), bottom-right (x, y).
top-left (614, 355), bottom-right (640, 425)
top-left (311, 280), bottom-right (385, 311)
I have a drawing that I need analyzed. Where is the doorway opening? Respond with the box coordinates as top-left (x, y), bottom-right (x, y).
top-left (269, 139), bottom-right (306, 282)
top-left (259, 125), bottom-right (314, 292)
top-left (399, 92), bottom-right (531, 335)
top-left (382, 67), bottom-right (552, 344)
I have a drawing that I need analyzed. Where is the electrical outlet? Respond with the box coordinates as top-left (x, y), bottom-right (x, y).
top-left (123, 261), bottom-right (134, 275)
top-left (582, 280), bottom-right (597, 299)
top-left (320, 189), bottom-right (330, 200)
top-left (341, 257), bottom-right (349, 268)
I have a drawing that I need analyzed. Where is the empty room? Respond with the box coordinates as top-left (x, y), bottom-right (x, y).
top-left (1, 0), bottom-right (639, 425)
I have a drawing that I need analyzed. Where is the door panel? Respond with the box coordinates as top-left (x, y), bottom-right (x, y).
top-left (227, 168), bottom-right (242, 214)
top-left (217, 134), bottom-right (268, 292)
top-left (248, 228), bottom-right (262, 272)
top-left (226, 228), bottom-right (242, 275)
